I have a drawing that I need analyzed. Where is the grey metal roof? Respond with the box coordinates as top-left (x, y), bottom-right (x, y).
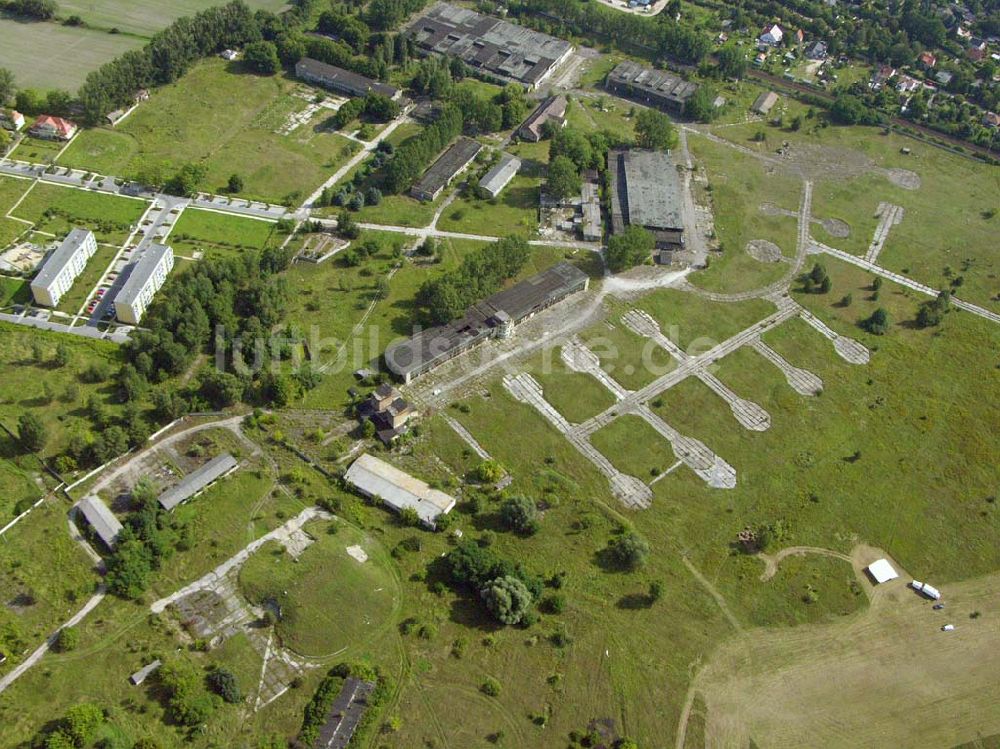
top-left (606, 60), bottom-right (699, 109)
top-left (158, 453), bottom-right (237, 511)
top-left (78, 495), bottom-right (123, 549)
top-left (344, 453), bottom-right (456, 526)
top-left (478, 152), bottom-right (520, 194)
top-left (114, 243), bottom-right (172, 309)
top-left (295, 58), bottom-right (400, 99)
top-left (609, 149), bottom-right (683, 233)
top-left (31, 228), bottom-right (93, 289)
top-left (518, 95), bottom-right (566, 139)
top-left (410, 136), bottom-right (482, 200)
top-left (384, 262), bottom-right (588, 379)
top-left (317, 677), bottom-right (376, 749)
top-left (407, 3), bottom-right (572, 86)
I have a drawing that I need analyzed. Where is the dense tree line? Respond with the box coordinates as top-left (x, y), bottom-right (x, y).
top-left (330, 92), bottom-right (400, 129)
top-left (382, 103), bottom-right (463, 194)
top-left (416, 235), bottom-right (530, 324)
top-left (508, 0), bottom-right (710, 66)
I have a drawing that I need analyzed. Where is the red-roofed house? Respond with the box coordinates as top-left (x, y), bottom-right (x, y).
top-left (918, 50), bottom-right (937, 69)
top-left (0, 109), bottom-right (25, 131)
top-left (29, 115), bottom-right (78, 140)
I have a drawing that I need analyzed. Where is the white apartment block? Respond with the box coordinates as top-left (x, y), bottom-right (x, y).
top-left (30, 228), bottom-right (97, 307)
top-left (113, 243), bottom-right (173, 325)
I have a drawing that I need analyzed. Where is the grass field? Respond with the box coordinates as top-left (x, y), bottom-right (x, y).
top-left (0, 322), bottom-right (123, 459)
top-left (9, 136), bottom-right (65, 164)
top-left (0, 18), bottom-right (144, 90)
top-left (10, 183), bottom-right (147, 245)
top-left (0, 433), bottom-right (46, 519)
top-left (0, 277), bottom-right (30, 307)
top-left (238, 520), bottom-right (397, 657)
top-left (590, 413), bottom-right (677, 479)
top-left (636, 288), bottom-right (776, 351)
top-left (687, 132), bottom-right (802, 294)
top-left (528, 345), bottom-right (619, 424)
top-left (0, 502), bottom-right (98, 664)
top-left (59, 61), bottom-right (358, 204)
top-left (169, 208), bottom-right (279, 251)
top-left (436, 173), bottom-right (540, 236)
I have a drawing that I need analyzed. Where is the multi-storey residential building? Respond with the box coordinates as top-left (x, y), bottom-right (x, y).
top-left (30, 228), bottom-right (97, 307)
top-left (113, 243), bottom-right (174, 325)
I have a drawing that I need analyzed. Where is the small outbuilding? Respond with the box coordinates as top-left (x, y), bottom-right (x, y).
top-left (77, 495), bottom-right (124, 550)
top-left (478, 153), bottom-right (520, 199)
top-left (752, 91), bottom-right (779, 115)
top-left (866, 558), bottom-right (898, 584)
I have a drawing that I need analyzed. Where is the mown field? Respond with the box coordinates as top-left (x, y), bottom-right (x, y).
top-left (0, 18), bottom-right (144, 90)
top-left (59, 60), bottom-right (358, 204)
top-left (9, 182), bottom-right (147, 245)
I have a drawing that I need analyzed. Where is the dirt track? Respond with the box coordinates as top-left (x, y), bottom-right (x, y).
top-left (689, 546), bottom-right (1000, 748)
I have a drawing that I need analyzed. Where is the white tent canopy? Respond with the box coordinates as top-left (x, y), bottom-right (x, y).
top-left (867, 558), bottom-right (898, 584)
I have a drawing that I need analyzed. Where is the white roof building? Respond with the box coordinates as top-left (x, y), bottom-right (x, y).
top-left (478, 153), bottom-right (521, 199)
top-left (344, 453), bottom-right (456, 528)
top-left (78, 495), bottom-right (123, 550)
top-left (30, 228), bottom-right (97, 307)
top-left (113, 243), bottom-right (174, 325)
top-left (867, 558), bottom-right (898, 584)
top-left (760, 24), bottom-right (784, 46)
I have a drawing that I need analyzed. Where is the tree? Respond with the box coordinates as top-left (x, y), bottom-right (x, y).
top-left (227, 173), bottom-right (244, 193)
top-left (648, 580), bottom-right (664, 603)
top-left (546, 155), bottom-right (581, 201)
top-left (63, 703), bottom-right (104, 745)
top-left (337, 209), bottom-right (360, 239)
top-left (54, 342), bottom-right (71, 368)
top-left (606, 532), bottom-right (650, 570)
top-left (244, 40), bottom-right (281, 75)
top-left (473, 459), bottom-right (504, 483)
top-left (0, 67), bottom-right (15, 106)
top-left (207, 667), bottom-right (242, 703)
top-left (499, 495), bottom-right (540, 535)
top-left (635, 108), bottom-right (678, 151)
top-left (481, 575), bottom-right (533, 625)
top-left (717, 44), bottom-right (747, 79)
top-left (18, 412), bottom-right (46, 452)
top-left (606, 225), bottom-right (654, 273)
top-left (863, 307), bottom-right (891, 335)
top-left (685, 87), bottom-right (717, 123)
top-left (53, 626), bottom-right (79, 652)
top-left (105, 536), bottom-right (153, 598)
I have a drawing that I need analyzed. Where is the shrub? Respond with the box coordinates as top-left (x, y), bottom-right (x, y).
top-left (498, 495), bottom-right (539, 535)
top-left (605, 532), bottom-right (650, 570)
top-left (481, 677), bottom-right (502, 696)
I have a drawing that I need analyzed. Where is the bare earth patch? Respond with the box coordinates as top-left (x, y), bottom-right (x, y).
top-left (883, 168), bottom-right (921, 190)
top-left (346, 544), bottom-right (368, 563)
top-left (745, 240), bottom-right (784, 263)
top-left (821, 218), bottom-right (851, 238)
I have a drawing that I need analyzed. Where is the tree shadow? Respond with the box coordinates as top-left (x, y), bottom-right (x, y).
top-left (615, 593), bottom-right (653, 610)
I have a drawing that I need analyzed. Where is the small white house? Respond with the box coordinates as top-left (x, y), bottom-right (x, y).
top-left (866, 558), bottom-right (898, 584)
top-left (759, 24), bottom-right (784, 46)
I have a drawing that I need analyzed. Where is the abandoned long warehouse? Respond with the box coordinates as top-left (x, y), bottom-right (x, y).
top-left (608, 148), bottom-right (685, 252)
top-left (406, 2), bottom-right (574, 89)
top-left (384, 262), bottom-right (589, 383)
top-left (605, 60), bottom-right (700, 115)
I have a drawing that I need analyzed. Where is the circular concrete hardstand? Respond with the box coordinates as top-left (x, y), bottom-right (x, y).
top-left (821, 218), bottom-right (851, 238)
top-left (745, 239), bottom-right (784, 263)
top-left (885, 168), bottom-right (921, 190)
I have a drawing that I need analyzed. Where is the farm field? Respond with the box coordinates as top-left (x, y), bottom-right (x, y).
top-left (58, 61), bottom-right (358, 204)
top-left (9, 183), bottom-right (147, 245)
top-left (0, 18), bottom-right (144, 90)
top-left (56, 0), bottom-right (289, 36)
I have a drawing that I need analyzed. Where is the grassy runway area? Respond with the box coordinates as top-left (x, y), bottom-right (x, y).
top-left (710, 121), bottom-right (1000, 311)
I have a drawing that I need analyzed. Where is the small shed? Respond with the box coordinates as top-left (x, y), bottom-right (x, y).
top-left (752, 91), bottom-right (779, 115)
top-left (77, 495), bottom-right (124, 550)
top-left (130, 659), bottom-right (162, 686)
top-left (866, 558), bottom-right (898, 584)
